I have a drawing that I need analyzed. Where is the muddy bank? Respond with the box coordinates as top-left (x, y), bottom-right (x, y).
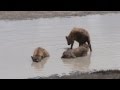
top-left (31, 70), bottom-right (120, 79)
top-left (0, 11), bottom-right (120, 20)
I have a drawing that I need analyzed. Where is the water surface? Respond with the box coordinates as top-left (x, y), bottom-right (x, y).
top-left (0, 13), bottom-right (120, 78)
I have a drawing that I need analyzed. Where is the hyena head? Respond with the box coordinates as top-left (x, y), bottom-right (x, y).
top-left (66, 36), bottom-right (73, 45)
top-left (61, 49), bottom-right (75, 58)
top-left (61, 51), bottom-right (71, 58)
top-left (31, 55), bottom-right (44, 62)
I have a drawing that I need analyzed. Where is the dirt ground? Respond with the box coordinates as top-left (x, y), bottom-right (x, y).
top-left (0, 11), bottom-right (120, 20)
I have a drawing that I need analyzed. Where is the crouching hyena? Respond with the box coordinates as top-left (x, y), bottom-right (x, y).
top-left (66, 27), bottom-right (92, 51)
top-left (31, 47), bottom-right (49, 62)
top-left (61, 44), bottom-right (89, 58)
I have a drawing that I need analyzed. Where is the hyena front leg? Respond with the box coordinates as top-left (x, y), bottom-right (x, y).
top-left (71, 41), bottom-right (74, 49)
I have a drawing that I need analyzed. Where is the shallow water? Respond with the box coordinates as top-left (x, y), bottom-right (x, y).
top-left (0, 13), bottom-right (120, 79)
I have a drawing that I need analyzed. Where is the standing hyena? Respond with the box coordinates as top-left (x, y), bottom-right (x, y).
top-left (66, 27), bottom-right (92, 51)
top-left (31, 47), bottom-right (49, 62)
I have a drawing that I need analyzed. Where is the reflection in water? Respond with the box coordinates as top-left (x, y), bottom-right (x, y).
top-left (31, 57), bottom-right (49, 71)
top-left (61, 53), bottom-right (91, 72)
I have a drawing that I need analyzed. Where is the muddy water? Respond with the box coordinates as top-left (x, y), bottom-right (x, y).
top-left (0, 13), bottom-right (120, 79)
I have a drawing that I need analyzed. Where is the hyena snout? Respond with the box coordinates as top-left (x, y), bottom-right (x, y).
top-left (66, 36), bottom-right (72, 45)
top-left (31, 56), bottom-right (42, 62)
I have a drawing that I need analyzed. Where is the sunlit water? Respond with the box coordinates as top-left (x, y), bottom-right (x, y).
top-left (0, 13), bottom-right (120, 79)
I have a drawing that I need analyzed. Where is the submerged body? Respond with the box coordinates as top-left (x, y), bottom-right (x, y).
top-left (66, 27), bottom-right (92, 51)
top-left (31, 47), bottom-right (49, 62)
top-left (61, 44), bottom-right (89, 58)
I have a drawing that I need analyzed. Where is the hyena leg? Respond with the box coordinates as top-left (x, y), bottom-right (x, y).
top-left (71, 41), bottom-right (74, 49)
top-left (87, 39), bottom-right (92, 52)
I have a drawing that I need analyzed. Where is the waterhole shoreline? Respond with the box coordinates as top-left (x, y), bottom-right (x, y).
top-left (0, 11), bottom-right (120, 20)
top-left (30, 70), bottom-right (120, 79)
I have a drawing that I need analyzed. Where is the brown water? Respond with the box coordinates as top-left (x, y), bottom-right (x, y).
top-left (0, 13), bottom-right (120, 79)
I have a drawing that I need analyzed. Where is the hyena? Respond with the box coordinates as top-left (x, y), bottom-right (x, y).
top-left (61, 44), bottom-right (89, 58)
top-left (66, 27), bottom-right (92, 51)
top-left (31, 47), bottom-right (49, 62)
